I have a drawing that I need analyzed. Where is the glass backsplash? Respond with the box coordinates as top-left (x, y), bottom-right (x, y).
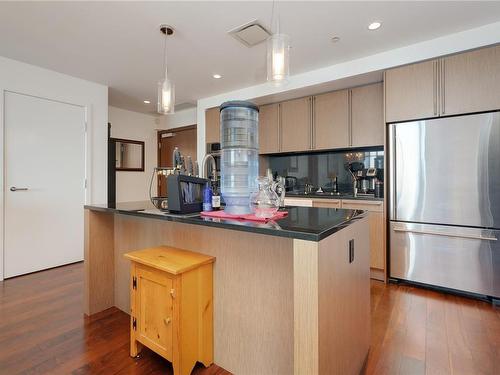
top-left (268, 147), bottom-right (384, 193)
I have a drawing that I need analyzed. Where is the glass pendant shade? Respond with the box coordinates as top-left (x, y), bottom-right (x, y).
top-left (267, 33), bottom-right (290, 86)
top-left (157, 78), bottom-right (175, 114)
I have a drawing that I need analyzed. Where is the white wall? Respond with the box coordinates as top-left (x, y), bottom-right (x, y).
top-left (0, 55), bottom-right (108, 280)
top-left (110, 106), bottom-right (199, 202)
top-left (109, 106), bottom-right (160, 202)
top-left (196, 20), bottom-right (500, 163)
top-left (159, 107), bottom-right (197, 130)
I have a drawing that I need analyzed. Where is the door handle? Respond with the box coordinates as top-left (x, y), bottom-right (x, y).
top-left (10, 187), bottom-right (29, 192)
top-left (393, 227), bottom-right (497, 241)
top-left (348, 239), bottom-right (355, 263)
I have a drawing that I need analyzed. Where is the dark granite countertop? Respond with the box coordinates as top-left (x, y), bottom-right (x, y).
top-left (285, 192), bottom-right (384, 201)
top-left (84, 201), bottom-right (366, 242)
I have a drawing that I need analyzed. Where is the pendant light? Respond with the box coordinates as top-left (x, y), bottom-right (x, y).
top-left (267, 1), bottom-right (290, 86)
top-left (157, 25), bottom-right (175, 115)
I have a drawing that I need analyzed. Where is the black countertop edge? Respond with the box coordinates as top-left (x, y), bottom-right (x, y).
top-left (285, 193), bottom-right (384, 201)
top-left (84, 203), bottom-right (367, 242)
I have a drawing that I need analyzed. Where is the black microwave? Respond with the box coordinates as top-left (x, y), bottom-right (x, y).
top-left (167, 174), bottom-right (209, 214)
top-left (206, 142), bottom-right (220, 153)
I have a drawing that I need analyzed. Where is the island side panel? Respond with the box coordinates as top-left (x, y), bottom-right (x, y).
top-left (113, 214), bottom-right (294, 375)
top-left (84, 209), bottom-right (115, 316)
top-left (318, 216), bottom-right (371, 375)
top-left (293, 239), bottom-right (319, 375)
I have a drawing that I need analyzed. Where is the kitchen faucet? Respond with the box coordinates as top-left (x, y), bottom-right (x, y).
top-left (201, 153), bottom-right (217, 182)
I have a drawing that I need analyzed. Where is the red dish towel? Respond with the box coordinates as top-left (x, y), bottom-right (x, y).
top-left (200, 209), bottom-right (288, 223)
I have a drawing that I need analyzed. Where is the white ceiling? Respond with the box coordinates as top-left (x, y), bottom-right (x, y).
top-left (0, 1), bottom-right (499, 114)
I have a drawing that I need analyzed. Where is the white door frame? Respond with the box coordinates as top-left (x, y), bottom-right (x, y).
top-left (0, 88), bottom-right (92, 280)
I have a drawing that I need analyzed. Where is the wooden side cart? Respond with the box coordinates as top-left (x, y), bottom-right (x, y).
top-left (124, 246), bottom-right (215, 375)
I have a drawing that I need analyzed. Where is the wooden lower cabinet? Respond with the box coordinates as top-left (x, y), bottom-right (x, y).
top-left (286, 197), bottom-right (386, 280)
top-left (134, 265), bottom-right (174, 359)
top-left (312, 199), bottom-right (341, 208)
top-left (368, 212), bottom-right (384, 270)
top-left (317, 217), bottom-right (370, 375)
top-left (340, 199), bottom-right (383, 213)
top-left (284, 198), bottom-right (313, 207)
top-left (341, 200), bottom-right (385, 280)
top-left (125, 247), bottom-right (215, 375)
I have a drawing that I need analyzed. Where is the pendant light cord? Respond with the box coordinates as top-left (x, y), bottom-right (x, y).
top-left (270, 0), bottom-right (276, 34)
top-left (163, 32), bottom-right (168, 79)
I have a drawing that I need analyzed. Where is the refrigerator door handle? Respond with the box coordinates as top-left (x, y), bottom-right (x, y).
top-left (388, 123), bottom-right (397, 221)
top-left (392, 226), bottom-right (497, 241)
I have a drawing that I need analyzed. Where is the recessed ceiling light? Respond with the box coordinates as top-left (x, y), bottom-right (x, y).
top-left (368, 22), bottom-right (381, 31)
top-left (143, 100), bottom-right (151, 104)
top-left (212, 74), bottom-right (222, 79)
top-left (331, 36), bottom-right (340, 43)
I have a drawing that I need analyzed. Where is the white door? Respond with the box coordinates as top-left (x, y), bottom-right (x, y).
top-left (4, 92), bottom-right (86, 278)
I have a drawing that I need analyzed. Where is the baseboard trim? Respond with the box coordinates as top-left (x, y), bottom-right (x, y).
top-left (370, 267), bottom-right (385, 282)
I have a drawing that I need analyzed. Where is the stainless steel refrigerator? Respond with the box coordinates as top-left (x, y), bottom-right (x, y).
top-left (389, 111), bottom-right (500, 299)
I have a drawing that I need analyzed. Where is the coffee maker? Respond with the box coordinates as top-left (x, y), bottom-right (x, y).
top-left (356, 167), bottom-right (384, 196)
top-left (356, 168), bottom-right (373, 195)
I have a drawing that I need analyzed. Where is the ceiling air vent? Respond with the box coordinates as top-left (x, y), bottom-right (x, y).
top-left (228, 20), bottom-right (271, 47)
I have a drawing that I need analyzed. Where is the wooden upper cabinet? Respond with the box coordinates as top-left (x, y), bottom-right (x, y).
top-left (443, 45), bottom-right (500, 116)
top-left (259, 103), bottom-right (280, 154)
top-left (385, 60), bottom-right (437, 123)
top-left (351, 83), bottom-right (384, 147)
top-left (313, 90), bottom-right (349, 150)
top-left (280, 97), bottom-right (311, 152)
top-left (205, 107), bottom-right (220, 144)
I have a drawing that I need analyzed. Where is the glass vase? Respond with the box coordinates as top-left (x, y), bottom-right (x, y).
top-left (249, 176), bottom-right (280, 218)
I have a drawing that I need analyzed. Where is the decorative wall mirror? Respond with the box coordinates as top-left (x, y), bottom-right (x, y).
top-left (111, 138), bottom-right (145, 171)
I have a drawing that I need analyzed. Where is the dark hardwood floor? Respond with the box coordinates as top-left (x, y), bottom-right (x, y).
top-left (0, 263), bottom-right (228, 375)
top-left (366, 279), bottom-right (500, 375)
top-left (0, 262), bottom-right (498, 374)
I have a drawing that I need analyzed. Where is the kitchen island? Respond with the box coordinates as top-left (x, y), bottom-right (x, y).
top-left (84, 202), bottom-right (370, 375)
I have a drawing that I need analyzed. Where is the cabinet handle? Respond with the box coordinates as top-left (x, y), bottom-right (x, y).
top-left (433, 61), bottom-right (437, 116)
top-left (278, 103), bottom-right (282, 152)
top-left (309, 97), bottom-right (313, 150)
top-left (348, 239), bottom-right (354, 263)
top-left (312, 97), bottom-right (315, 150)
top-left (164, 317), bottom-right (171, 325)
top-left (344, 200), bottom-right (382, 205)
top-left (441, 59), bottom-right (445, 115)
top-left (347, 90), bottom-right (352, 146)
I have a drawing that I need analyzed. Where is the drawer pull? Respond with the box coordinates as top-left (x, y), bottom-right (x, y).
top-left (164, 317), bottom-right (171, 325)
top-left (344, 201), bottom-right (382, 205)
